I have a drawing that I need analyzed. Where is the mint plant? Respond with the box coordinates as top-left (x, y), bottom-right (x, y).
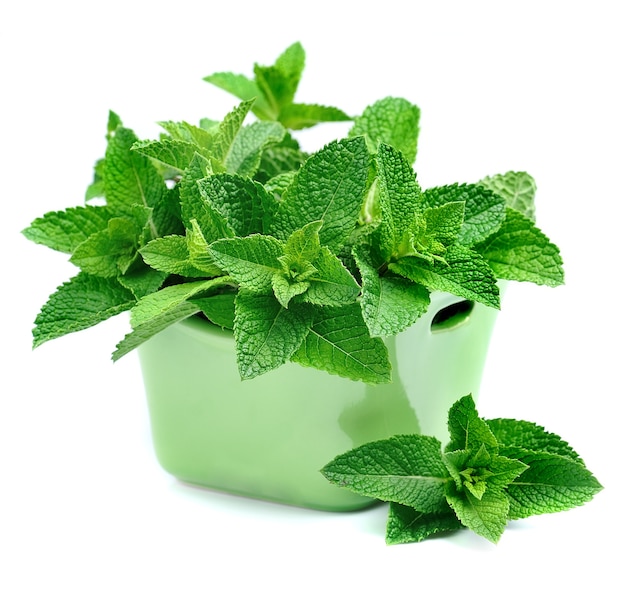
top-left (23, 42), bottom-right (564, 383)
top-left (322, 395), bottom-right (603, 544)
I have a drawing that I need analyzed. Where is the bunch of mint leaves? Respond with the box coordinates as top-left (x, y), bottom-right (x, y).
top-left (322, 394), bottom-right (603, 544)
top-left (23, 42), bottom-right (564, 383)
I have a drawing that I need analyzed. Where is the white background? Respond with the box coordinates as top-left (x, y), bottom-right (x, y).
top-left (1, 1), bottom-right (624, 590)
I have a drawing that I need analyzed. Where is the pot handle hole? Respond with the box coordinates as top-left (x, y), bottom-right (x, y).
top-left (431, 300), bottom-right (475, 333)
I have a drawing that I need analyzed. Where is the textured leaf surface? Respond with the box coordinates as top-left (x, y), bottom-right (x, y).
top-left (270, 137), bottom-right (369, 253)
top-left (479, 171), bottom-right (537, 220)
top-left (225, 121), bottom-right (285, 176)
top-left (386, 503), bottom-right (463, 545)
top-left (423, 183), bottom-right (506, 246)
top-left (22, 206), bottom-right (117, 254)
top-left (197, 173), bottom-right (277, 237)
top-left (292, 304), bottom-right (391, 383)
top-left (475, 208), bottom-right (564, 286)
top-left (233, 292), bottom-right (313, 379)
top-left (354, 245), bottom-right (430, 337)
top-left (446, 395), bottom-right (499, 453)
top-left (350, 97), bottom-right (420, 164)
top-left (322, 435), bottom-right (450, 513)
top-left (279, 103), bottom-right (351, 130)
top-left (500, 449), bottom-right (603, 519)
top-left (486, 418), bottom-right (583, 464)
top-left (209, 235), bottom-right (283, 292)
top-left (33, 273), bottom-right (134, 348)
top-left (446, 487), bottom-right (509, 543)
top-left (375, 143), bottom-right (422, 259)
top-left (390, 245), bottom-right (500, 309)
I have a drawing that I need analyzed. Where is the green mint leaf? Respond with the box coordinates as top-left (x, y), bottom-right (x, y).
top-left (423, 183), bottom-right (506, 246)
top-left (500, 448), bottom-right (603, 519)
top-left (253, 42), bottom-right (304, 118)
top-left (140, 230), bottom-right (219, 278)
top-left (70, 211), bottom-right (150, 278)
top-left (113, 277), bottom-right (230, 360)
top-left (179, 153), bottom-right (233, 242)
top-left (257, 134), bottom-right (307, 182)
top-left (375, 142), bottom-right (423, 260)
top-left (405, 202), bottom-right (466, 262)
top-left (390, 244), bottom-right (501, 309)
top-left (270, 136), bottom-right (370, 253)
top-left (22, 206), bottom-right (118, 254)
top-left (158, 120), bottom-right (215, 149)
top-left (233, 291), bottom-right (313, 379)
top-left (117, 265), bottom-right (167, 300)
top-left (32, 272), bottom-right (134, 348)
top-left (446, 394), bottom-right (499, 453)
top-left (209, 234), bottom-right (284, 292)
top-left (186, 220), bottom-right (224, 276)
top-left (225, 121), bottom-right (285, 176)
top-left (350, 97), bottom-right (420, 164)
top-left (354, 244), bottom-right (430, 337)
top-left (271, 274), bottom-right (310, 308)
top-left (203, 71), bottom-right (274, 121)
top-left (479, 171), bottom-right (537, 220)
top-left (192, 292), bottom-right (236, 330)
top-left (131, 137), bottom-right (213, 175)
top-left (321, 434), bottom-right (450, 513)
top-left (445, 486), bottom-right (510, 544)
top-left (279, 103), bottom-right (351, 130)
top-left (475, 208), bottom-right (564, 286)
top-left (486, 418), bottom-right (584, 464)
top-left (302, 246), bottom-right (360, 307)
top-left (210, 99), bottom-right (256, 166)
top-left (197, 173), bottom-right (277, 237)
top-left (103, 127), bottom-right (178, 237)
top-left (291, 304), bottom-right (392, 384)
top-left (386, 503), bottom-right (463, 545)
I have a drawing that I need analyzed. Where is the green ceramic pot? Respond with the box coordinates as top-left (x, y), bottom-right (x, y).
top-left (138, 292), bottom-right (499, 511)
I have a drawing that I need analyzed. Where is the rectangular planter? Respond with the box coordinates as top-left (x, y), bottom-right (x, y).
top-left (138, 291), bottom-right (499, 511)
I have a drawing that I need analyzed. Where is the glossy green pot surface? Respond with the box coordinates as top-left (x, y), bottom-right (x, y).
top-left (138, 292), bottom-right (499, 511)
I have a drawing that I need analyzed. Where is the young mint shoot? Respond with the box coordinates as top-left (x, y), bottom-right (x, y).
top-left (321, 394), bottom-right (603, 544)
top-left (23, 43), bottom-right (565, 384)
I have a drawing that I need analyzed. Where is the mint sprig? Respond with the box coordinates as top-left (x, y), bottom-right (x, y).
top-left (321, 395), bottom-right (602, 544)
top-left (24, 43), bottom-right (565, 384)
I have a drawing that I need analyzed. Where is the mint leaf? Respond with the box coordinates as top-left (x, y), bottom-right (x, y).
top-left (375, 142), bottom-right (423, 260)
top-left (140, 234), bottom-right (212, 278)
top-left (210, 99), bottom-right (256, 166)
top-left (386, 503), bottom-right (463, 545)
top-left (390, 245), bottom-right (500, 309)
top-left (354, 244), bottom-right (430, 337)
top-left (233, 291), bottom-right (313, 379)
top-left (197, 173), bottom-right (277, 237)
top-left (32, 272), bottom-right (135, 348)
top-left (192, 292), bottom-right (236, 330)
top-left (475, 208), bottom-right (564, 286)
top-left (321, 435), bottom-right (451, 513)
top-left (423, 183), bottom-right (506, 246)
top-left (302, 246), bottom-right (360, 307)
top-left (479, 171), bottom-right (537, 220)
top-left (225, 121), bottom-right (285, 176)
top-left (291, 304), bottom-right (391, 384)
top-left (70, 210), bottom-right (150, 278)
top-left (445, 486), bottom-right (510, 544)
top-left (104, 127), bottom-right (178, 237)
top-left (270, 136), bottom-right (370, 253)
top-left (209, 234), bottom-right (284, 292)
top-left (446, 394), bottom-right (499, 453)
top-left (499, 448), bottom-right (603, 519)
top-left (22, 206), bottom-right (117, 254)
top-left (203, 71), bottom-right (274, 120)
top-left (131, 138), bottom-right (209, 175)
top-left (279, 103), bottom-right (352, 130)
top-left (117, 265), bottom-right (167, 299)
top-left (350, 97), bottom-right (420, 164)
top-left (486, 418), bottom-right (584, 464)
top-left (113, 278), bottom-right (229, 360)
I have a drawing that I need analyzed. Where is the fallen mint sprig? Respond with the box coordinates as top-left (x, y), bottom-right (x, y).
top-left (321, 394), bottom-right (602, 544)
